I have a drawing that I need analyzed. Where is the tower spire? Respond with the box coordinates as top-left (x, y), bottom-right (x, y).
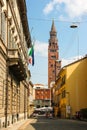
top-left (50, 20), bottom-right (57, 38)
top-left (51, 20), bottom-right (56, 32)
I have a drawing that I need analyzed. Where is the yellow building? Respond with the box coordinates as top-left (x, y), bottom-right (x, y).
top-left (54, 56), bottom-right (87, 118)
top-left (0, 0), bottom-right (31, 128)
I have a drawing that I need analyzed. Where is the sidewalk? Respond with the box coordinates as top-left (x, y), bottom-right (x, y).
top-left (0, 118), bottom-right (35, 130)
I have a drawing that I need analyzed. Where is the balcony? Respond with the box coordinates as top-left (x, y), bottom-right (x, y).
top-left (8, 49), bottom-right (27, 81)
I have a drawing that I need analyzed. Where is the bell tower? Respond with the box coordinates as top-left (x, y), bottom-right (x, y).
top-left (48, 20), bottom-right (61, 88)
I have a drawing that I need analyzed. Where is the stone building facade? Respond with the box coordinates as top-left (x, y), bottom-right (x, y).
top-left (0, 0), bottom-right (31, 128)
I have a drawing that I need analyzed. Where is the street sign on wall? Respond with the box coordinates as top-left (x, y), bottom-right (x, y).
top-left (66, 105), bottom-right (71, 114)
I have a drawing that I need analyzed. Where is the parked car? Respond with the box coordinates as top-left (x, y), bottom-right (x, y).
top-left (75, 111), bottom-right (82, 120)
top-left (45, 111), bottom-right (53, 118)
top-left (30, 111), bottom-right (38, 117)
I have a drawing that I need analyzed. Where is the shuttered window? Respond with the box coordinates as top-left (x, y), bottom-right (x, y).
top-left (1, 12), bottom-right (6, 44)
top-left (8, 28), bottom-right (17, 49)
top-left (8, 28), bottom-right (12, 48)
top-left (12, 36), bottom-right (15, 49)
top-left (0, 4), bottom-right (1, 35)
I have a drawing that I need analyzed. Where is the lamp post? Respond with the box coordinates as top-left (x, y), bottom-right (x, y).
top-left (70, 23), bottom-right (79, 59)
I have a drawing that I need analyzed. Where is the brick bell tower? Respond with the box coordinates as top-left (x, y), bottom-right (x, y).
top-left (48, 20), bottom-right (61, 88)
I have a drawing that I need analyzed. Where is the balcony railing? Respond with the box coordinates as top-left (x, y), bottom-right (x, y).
top-left (8, 49), bottom-right (18, 59)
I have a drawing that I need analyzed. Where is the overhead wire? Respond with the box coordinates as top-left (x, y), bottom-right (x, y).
top-left (29, 17), bottom-right (87, 23)
top-left (31, 72), bottom-right (47, 77)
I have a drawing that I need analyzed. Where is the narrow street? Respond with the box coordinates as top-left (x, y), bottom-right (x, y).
top-left (18, 116), bottom-right (87, 130)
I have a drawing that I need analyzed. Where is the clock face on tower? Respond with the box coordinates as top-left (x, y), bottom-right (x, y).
top-left (50, 81), bottom-right (55, 88)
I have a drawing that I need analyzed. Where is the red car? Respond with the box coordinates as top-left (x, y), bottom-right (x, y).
top-left (46, 111), bottom-right (53, 118)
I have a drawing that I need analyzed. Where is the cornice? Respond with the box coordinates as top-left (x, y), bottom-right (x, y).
top-left (17, 0), bottom-right (31, 48)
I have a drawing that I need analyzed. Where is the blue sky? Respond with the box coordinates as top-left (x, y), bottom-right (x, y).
top-left (26, 0), bottom-right (87, 85)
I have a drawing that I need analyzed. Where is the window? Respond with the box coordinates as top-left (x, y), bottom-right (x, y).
top-left (2, 79), bottom-right (5, 108)
top-left (53, 70), bottom-right (55, 73)
top-left (8, 28), bottom-right (12, 48)
top-left (61, 75), bottom-right (66, 86)
top-left (57, 66), bottom-right (61, 70)
top-left (1, 11), bottom-right (6, 44)
top-left (50, 64), bottom-right (53, 67)
top-left (51, 55), bottom-right (56, 59)
top-left (0, 4), bottom-right (1, 35)
top-left (50, 49), bottom-right (56, 52)
top-left (8, 28), bottom-right (16, 49)
top-left (62, 90), bottom-right (66, 98)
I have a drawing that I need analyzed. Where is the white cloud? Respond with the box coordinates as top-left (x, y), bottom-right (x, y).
top-left (34, 40), bottom-right (48, 57)
top-left (43, 0), bottom-right (87, 19)
top-left (43, 2), bottom-right (54, 15)
top-left (61, 58), bottom-right (76, 67)
top-left (61, 55), bottom-right (83, 67)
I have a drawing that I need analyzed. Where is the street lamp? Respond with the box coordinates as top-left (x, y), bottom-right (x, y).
top-left (70, 23), bottom-right (79, 59)
top-left (70, 23), bottom-right (78, 28)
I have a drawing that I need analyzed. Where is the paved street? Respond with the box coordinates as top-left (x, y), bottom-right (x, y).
top-left (18, 116), bottom-right (87, 130)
